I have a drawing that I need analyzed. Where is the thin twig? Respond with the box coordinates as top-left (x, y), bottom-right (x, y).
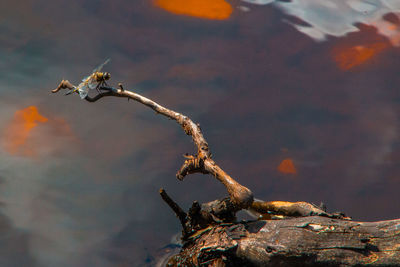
top-left (159, 188), bottom-right (189, 233)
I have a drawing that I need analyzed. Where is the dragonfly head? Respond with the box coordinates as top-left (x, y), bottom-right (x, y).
top-left (95, 72), bottom-right (111, 82)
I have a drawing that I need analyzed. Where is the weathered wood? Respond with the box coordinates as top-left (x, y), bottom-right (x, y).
top-left (52, 78), bottom-right (400, 267)
top-left (168, 216), bottom-right (400, 266)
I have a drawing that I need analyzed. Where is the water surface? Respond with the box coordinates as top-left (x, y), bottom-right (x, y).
top-left (0, 0), bottom-right (400, 266)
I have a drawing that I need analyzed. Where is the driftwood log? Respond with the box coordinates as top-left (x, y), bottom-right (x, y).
top-left (166, 215), bottom-right (400, 266)
top-left (52, 78), bottom-right (400, 266)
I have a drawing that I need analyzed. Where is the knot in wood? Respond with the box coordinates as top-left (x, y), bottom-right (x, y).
top-left (182, 154), bottom-right (203, 169)
top-left (177, 155), bottom-right (208, 180)
top-left (193, 157), bottom-right (204, 169)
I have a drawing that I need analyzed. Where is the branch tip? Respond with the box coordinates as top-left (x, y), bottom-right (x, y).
top-left (159, 188), bottom-right (188, 232)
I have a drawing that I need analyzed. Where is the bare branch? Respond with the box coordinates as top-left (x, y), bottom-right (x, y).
top-left (250, 200), bottom-right (351, 220)
top-left (84, 91), bottom-right (115, 102)
top-left (159, 188), bottom-right (189, 234)
top-left (176, 154), bottom-right (207, 180)
top-left (52, 80), bottom-right (75, 93)
top-left (52, 83), bottom-right (254, 209)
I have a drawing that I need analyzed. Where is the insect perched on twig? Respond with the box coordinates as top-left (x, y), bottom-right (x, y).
top-left (65, 59), bottom-right (111, 99)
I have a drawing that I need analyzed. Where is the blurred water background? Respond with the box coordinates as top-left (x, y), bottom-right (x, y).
top-left (0, 0), bottom-right (400, 265)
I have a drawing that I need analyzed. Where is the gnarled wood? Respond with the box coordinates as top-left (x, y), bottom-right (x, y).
top-left (168, 216), bottom-right (400, 266)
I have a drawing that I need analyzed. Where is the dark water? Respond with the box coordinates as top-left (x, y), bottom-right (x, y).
top-left (0, 0), bottom-right (400, 266)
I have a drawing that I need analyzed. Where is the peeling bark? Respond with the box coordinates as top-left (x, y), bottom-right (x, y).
top-left (168, 216), bottom-right (400, 266)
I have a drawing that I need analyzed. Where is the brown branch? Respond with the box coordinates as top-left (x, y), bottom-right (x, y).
top-left (176, 154), bottom-right (207, 180)
top-left (52, 80), bottom-right (75, 93)
top-left (84, 91), bottom-right (114, 102)
top-left (52, 83), bottom-right (254, 209)
top-left (159, 188), bottom-right (189, 234)
top-left (249, 200), bottom-right (351, 220)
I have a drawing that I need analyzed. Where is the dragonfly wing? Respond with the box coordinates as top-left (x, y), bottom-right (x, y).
top-left (92, 58), bottom-right (110, 73)
top-left (88, 81), bottom-right (98, 90)
top-left (79, 89), bottom-right (89, 99)
top-left (86, 75), bottom-right (99, 90)
top-left (77, 83), bottom-right (90, 99)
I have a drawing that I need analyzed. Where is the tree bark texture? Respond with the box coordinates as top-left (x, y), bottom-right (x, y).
top-left (167, 216), bottom-right (400, 266)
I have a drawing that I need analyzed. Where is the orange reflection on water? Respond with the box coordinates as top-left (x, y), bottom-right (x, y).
top-left (277, 158), bottom-right (297, 174)
top-left (154, 0), bottom-right (232, 20)
top-left (2, 106), bottom-right (48, 156)
top-left (333, 42), bottom-right (388, 70)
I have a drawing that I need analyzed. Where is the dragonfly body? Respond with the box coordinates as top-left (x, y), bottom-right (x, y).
top-left (75, 71), bottom-right (111, 99)
top-left (66, 59), bottom-right (111, 99)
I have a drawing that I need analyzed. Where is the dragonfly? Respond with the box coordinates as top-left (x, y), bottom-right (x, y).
top-left (66, 59), bottom-right (111, 99)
